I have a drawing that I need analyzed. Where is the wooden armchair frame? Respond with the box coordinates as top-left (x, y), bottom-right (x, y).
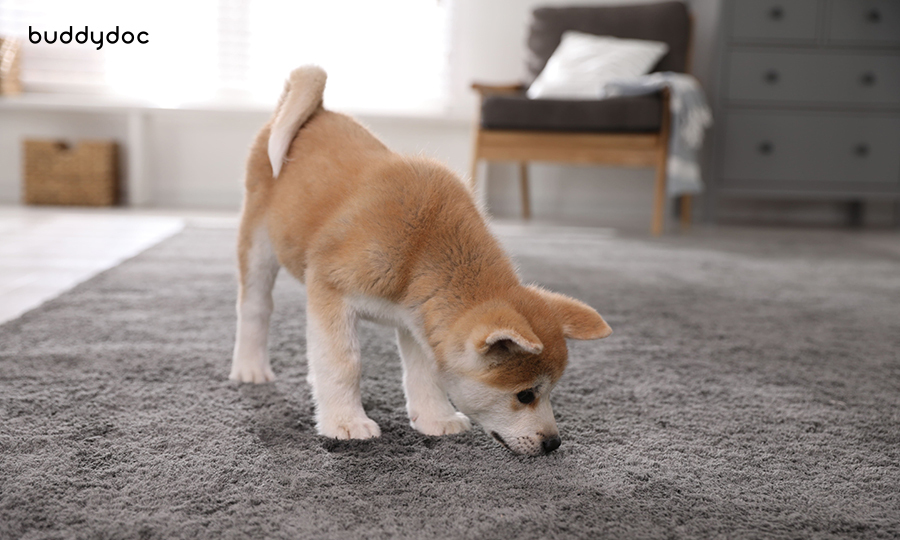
top-left (470, 84), bottom-right (690, 236)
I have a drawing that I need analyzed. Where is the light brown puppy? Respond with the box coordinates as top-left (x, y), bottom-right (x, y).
top-left (230, 66), bottom-right (612, 455)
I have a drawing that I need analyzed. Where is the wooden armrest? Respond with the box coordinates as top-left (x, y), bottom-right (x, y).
top-left (471, 82), bottom-right (526, 96)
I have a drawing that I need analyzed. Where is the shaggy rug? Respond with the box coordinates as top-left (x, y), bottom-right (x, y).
top-left (1, 224), bottom-right (898, 539)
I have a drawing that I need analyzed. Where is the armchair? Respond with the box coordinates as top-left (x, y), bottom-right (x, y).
top-left (470, 1), bottom-right (693, 235)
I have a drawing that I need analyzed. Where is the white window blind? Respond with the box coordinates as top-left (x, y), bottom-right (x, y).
top-left (0, 0), bottom-right (450, 112)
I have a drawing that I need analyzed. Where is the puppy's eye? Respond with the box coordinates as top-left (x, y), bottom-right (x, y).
top-left (516, 389), bottom-right (535, 404)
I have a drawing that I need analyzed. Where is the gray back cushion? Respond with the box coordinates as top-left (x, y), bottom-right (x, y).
top-left (526, 1), bottom-right (691, 84)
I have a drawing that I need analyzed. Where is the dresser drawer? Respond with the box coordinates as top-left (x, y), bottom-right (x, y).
top-left (727, 51), bottom-right (900, 106)
top-left (722, 113), bottom-right (900, 184)
top-left (731, 0), bottom-right (818, 43)
top-left (829, 0), bottom-right (900, 46)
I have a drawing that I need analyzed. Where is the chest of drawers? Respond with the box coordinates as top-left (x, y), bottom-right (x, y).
top-left (709, 0), bottom-right (900, 219)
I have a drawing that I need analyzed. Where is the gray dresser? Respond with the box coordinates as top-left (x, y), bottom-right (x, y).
top-left (709, 0), bottom-right (900, 222)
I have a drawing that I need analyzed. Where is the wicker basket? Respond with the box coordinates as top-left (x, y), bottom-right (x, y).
top-left (23, 140), bottom-right (119, 206)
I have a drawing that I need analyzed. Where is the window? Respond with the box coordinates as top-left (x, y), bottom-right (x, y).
top-left (0, 0), bottom-right (450, 113)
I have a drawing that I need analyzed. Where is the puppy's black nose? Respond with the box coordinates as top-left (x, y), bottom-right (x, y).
top-left (541, 436), bottom-right (561, 454)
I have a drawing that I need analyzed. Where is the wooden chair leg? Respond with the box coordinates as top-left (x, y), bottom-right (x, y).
top-left (651, 159), bottom-right (667, 236)
top-left (652, 86), bottom-right (672, 236)
top-left (519, 162), bottom-right (531, 220)
top-left (680, 195), bottom-right (692, 229)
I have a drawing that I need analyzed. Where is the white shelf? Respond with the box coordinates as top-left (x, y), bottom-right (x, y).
top-left (0, 92), bottom-right (474, 125)
top-left (0, 93), bottom-right (474, 208)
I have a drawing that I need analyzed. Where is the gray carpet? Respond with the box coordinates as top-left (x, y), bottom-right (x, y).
top-left (1, 224), bottom-right (899, 539)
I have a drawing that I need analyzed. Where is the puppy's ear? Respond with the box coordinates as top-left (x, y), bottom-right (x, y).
top-left (528, 286), bottom-right (612, 340)
top-left (468, 302), bottom-right (543, 356)
top-left (478, 328), bottom-right (543, 356)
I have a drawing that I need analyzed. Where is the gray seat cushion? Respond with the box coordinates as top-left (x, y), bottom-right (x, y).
top-left (481, 92), bottom-right (662, 133)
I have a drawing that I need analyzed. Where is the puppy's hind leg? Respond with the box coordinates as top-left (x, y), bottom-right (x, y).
top-left (305, 271), bottom-right (380, 440)
top-left (397, 328), bottom-right (471, 436)
top-left (230, 220), bottom-right (280, 383)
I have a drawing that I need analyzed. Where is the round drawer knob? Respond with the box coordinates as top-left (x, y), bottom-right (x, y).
top-left (769, 6), bottom-right (784, 20)
top-left (860, 72), bottom-right (877, 86)
top-left (764, 69), bottom-right (780, 84)
top-left (758, 142), bottom-right (774, 155)
top-left (854, 144), bottom-right (870, 157)
top-left (867, 9), bottom-right (881, 23)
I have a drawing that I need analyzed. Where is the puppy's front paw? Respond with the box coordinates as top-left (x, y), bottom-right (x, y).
top-left (318, 415), bottom-right (381, 440)
top-left (411, 412), bottom-right (472, 436)
top-left (229, 361), bottom-right (275, 383)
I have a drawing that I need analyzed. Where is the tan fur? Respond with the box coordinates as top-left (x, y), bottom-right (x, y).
top-left (233, 68), bottom-right (612, 454)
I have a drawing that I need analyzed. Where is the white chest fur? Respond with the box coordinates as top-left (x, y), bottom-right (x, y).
top-left (349, 295), bottom-right (429, 348)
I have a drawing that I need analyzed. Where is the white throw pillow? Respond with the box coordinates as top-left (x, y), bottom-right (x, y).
top-left (526, 31), bottom-right (670, 99)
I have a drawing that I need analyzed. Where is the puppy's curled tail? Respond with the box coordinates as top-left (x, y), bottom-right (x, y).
top-left (267, 65), bottom-right (327, 178)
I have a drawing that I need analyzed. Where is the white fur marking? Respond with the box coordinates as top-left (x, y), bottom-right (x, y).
top-left (350, 295), bottom-right (430, 347)
top-left (305, 286), bottom-right (380, 439)
top-left (230, 225), bottom-right (280, 383)
top-left (443, 376), bottom-right (559, 456)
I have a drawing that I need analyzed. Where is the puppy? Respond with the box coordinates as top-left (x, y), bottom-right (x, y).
top-left (230, 66), bottom-right (612, 455)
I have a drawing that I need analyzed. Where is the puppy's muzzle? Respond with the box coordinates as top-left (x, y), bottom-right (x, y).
top-left (492, 431), bottom-right (562, 455)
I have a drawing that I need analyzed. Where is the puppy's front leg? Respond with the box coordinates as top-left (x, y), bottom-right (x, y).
top-left (397, 328), bottom-right (471, 436)
top-left (306, 273), bottom-right (380, 439)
